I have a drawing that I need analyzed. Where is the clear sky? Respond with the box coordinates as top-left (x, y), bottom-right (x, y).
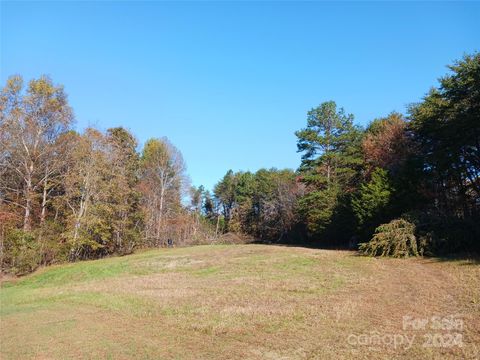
top-left (1, 1), bottom-right (478, 190)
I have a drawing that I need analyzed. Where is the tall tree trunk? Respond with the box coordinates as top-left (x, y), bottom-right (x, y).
top-left (215, 214), bottom-right (220, 236)
top-left (157, 186), bottom-right (165, 245)
top-left (23, 177), bottom-right (32, 231)
top-left (40, 178), bottom-right (48, 225)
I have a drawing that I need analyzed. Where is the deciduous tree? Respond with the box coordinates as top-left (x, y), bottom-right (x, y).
top-left (0, 75), bottom-right (73, 230)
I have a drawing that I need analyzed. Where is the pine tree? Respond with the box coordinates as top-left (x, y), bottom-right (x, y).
top-left (295, 101), bottom-right (363, 238)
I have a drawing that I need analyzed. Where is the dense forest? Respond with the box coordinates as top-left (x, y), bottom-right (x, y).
top-left (1, 53), bottom-right (479, 275)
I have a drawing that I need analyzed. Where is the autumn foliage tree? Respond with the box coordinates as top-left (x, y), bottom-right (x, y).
top-left (0, 76), bottom-right (214, 273)
top-left (0, 75), bottom-right (73, 231)
top-left (139, 138), bottom-right (187, 246)
top-left (362, 112), bottom-right (411, 176)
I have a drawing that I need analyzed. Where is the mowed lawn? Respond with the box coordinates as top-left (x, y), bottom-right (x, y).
top-left (0, 245), bottom-right (479, 359)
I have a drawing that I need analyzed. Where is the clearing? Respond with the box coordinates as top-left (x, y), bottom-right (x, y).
top-left (0, 244), bottom-right (479, 359)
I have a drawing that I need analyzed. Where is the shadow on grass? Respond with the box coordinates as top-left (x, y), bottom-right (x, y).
top-left (249, 239), bottom-right (356, 251)
top-left (250, 239), bottom-right (480, 264)
top-left (423, 253), bottom-right (480, 266)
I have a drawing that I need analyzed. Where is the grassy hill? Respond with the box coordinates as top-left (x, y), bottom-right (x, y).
top-left (1, 244), bottom-right (479, 359)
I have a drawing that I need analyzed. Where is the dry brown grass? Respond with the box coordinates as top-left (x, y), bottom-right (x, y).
top-left (1, 244), bottom-right (479, 359)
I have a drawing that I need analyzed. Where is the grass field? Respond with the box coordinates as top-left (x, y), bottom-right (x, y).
top-left (1, 244), bottom-right (479, 359)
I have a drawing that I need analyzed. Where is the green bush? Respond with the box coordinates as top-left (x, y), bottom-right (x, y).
top-left (36, 221), bottom-right (70, 264)
top-left (2, 229), bottom-right (42, 275)
top-left (359, 218), bottom-right (422, 258)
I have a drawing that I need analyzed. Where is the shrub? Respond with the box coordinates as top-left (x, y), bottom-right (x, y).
top-left (2, 229), bottom-right (42, 275)
top-left (36, 221), bottom-right (70, 265)
top-left (359, 218), bottom-right (421, 258)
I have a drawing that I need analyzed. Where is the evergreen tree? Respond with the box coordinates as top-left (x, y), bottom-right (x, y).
top-left (351, 168), bottom-right (393, 238)
top-left (408, 52), bottom-right (480, 252)
top-left (295, 101), bottom-right (363, 239)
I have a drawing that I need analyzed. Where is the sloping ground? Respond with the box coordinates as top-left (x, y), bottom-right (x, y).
top-left (0, 244), bottom-right (479, 359)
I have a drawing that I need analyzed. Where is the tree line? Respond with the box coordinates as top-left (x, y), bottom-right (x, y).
top-left (1, 53), bottom-right (478, 274)
top-left (0, 76), bottom-right (216, 274)
top-left (212, 53), bottom-right (479, 256)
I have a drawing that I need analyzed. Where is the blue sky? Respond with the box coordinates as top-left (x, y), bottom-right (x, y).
top-left (1, 1), bottom-right (478, 190)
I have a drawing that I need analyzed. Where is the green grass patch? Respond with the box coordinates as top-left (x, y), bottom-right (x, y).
top-left (1, 244), bottom-right (477, 360)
